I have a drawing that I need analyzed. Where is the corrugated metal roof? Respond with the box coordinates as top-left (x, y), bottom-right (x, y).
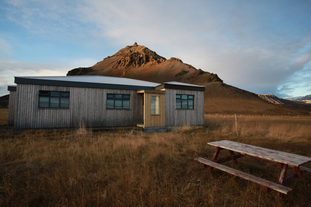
top-left (15, 76), bottom-right (160, 87)
top-left (164, 81), bottom-right (205, 88)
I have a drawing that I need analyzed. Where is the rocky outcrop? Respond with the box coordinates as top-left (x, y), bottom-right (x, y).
top-left (67, 67), bottom-right (95, 76)
top-left (258, 94), bottom-right (284, 104)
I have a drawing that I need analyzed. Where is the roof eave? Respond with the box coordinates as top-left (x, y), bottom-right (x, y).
top-left (156, 83), bottom-right (205, 91)
top-left (14, 77), bottom-right (156, 91)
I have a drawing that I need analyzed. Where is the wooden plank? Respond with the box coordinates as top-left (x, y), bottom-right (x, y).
top-left (8, 91), bottom-right (16, 126)
top-left (300, 166), bottom-right (311, 173)
top-left (194, 157), bottom-right (292, 195)
top-left (143, 91), bottom-right (165, 127)
top-left (208, 140), bottom-right (311, 167)
top-left (165, 89), bottom-right (204, 127)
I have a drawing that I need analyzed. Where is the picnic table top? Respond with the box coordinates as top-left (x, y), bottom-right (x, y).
top-left (208, 140), bottom-right (311, 167)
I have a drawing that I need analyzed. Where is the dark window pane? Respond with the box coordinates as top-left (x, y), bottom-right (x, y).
top-left (39, 97), bottom-right (49, 108)
top-left (115, 94), bottom-right (122, 99)
top-left (39, 91), bottom-right (69, 109)
top-left (107, 99), bottom-right (114, 109)
top-left (176, 94), bottom-right (181, 99)
top-left (123, 100), bottom-right (130, 109)
top-left (60, 98), bottom-right (69, 108)
top-left (182, 95), bottom-right (188, 99)
top-left (115, 100), bottom-right (122, 108)
top-left (107, 94), bottom-right (114, 99)
top-left (176, 99), bottom-right (181, 109)
top-left (107, 94), bottom-right (130, 109)
top-left (182, 100), bottom-right (188, 109)
top-left (61, 92), bottom-right (69, 97)
top-left (188, 95), bottom-right (194, 99)
top-left (123, 94), bottom-right (130, 100)
top-left (50, 97), bottom-right (60, 108)
top-left (50, 92), bottom-right (60, 97)
top-left (188, 100), bottom-right (194, 109)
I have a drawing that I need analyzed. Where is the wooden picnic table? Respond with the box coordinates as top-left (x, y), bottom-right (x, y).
top-left (195, 140), bottom-right (311, 195)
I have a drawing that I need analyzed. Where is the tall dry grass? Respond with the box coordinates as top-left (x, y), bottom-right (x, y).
top-left (0, 114), bottom-right (311, 206)
top-left (0, 109), bottom-right (8, 126)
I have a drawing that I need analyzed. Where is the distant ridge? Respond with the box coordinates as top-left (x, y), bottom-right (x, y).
top-left (258, 94), bottom-right (284, 104)
top-left (66, 43), bottom-right (311, 115)
top-left (290, 94), bottom-right (311, 104)
top-left (258, 94), bottom-right (310, 105)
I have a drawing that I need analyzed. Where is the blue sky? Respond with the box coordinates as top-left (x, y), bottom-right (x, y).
top-left (1, 0), bottom-right (311, 98)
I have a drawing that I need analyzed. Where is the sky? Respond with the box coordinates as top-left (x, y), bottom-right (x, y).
top-left (1, 0), bottom-right (311, 98)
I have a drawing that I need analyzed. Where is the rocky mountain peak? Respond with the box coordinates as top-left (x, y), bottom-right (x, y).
top-left (67, 43), bottom-right (223, 84)
top-left (112, 42), bottom-right (166, 68)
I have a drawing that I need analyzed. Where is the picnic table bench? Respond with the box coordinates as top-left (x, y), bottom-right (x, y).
top-left (195, 140), bottom-right (311, 195)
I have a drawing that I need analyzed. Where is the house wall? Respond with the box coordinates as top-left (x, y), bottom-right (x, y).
top-left (164, 89), bottom-right (204, 126)
top-left (143, 91), bottom-right (165, 127)
top-left (8, 91), bottom-right (16, 126)
top-left (14, 84), bottom-right (143, 128)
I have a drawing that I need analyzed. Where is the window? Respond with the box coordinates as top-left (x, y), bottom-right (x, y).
top-left (39, 91), bottom-right (69, 108)
top-left (176, 94), bottom-right (194, 109)
top-left (106, 94), bottom-right (130, 109)
top-left (151, 96), bottom-right (159, 115)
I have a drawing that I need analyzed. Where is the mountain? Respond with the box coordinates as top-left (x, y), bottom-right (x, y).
top-left (290, 94), bottom-right (311, 104)
top-left (67, 42), bottom-right (222, 84)
top-left (67, 43), bottom-right (310, 115)
top-left (0, 95), bottom-right (9, 108)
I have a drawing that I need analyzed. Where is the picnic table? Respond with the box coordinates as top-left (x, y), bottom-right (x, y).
top-left (195, 140), bottom-right (311, 195)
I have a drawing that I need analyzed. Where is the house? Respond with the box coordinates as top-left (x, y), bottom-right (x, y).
top-left (8, 76), bottom-right (205, 131)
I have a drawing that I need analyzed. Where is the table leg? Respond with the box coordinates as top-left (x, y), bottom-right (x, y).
top-left (279, 164), bottom-right (288, 184)
top-left (208, 147), bottom-right (221, 171)
top-left (274, 164), bottom-right (288, 198)
top-left (229, 150), bottom-right (238, 164)
top-left (294, 166), bottom-right (302, 178)
top-left (212, 147), bottom-right (221, 161)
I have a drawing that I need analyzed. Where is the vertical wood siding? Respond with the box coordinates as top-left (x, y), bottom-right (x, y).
top-left (143, 92), bottom-right (165, 127)
top-left (14, 84), bottom-right (143, 128)
top-left (165, 89), bottom-right (204, 126)
top-left (8, 91), bottom-right (16, 126)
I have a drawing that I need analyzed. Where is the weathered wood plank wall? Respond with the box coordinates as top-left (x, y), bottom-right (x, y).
top-left (164, 89), bottom-right (204, 126)
top-left (143, 91), bottom-right (165, 127)
top-left (14, 84), bottom-right (143, 128)
top-left (8, 91), bottom-right (16, 126)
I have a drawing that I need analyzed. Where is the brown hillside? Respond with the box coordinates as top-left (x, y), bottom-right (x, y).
top-left (67, 43), bottom-right (310, 115)
top-left (0, 95), bottom-right (9, 108)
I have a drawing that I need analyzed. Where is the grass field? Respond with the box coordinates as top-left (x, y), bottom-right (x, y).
top-left (1, 109), bottom-right (311, 206)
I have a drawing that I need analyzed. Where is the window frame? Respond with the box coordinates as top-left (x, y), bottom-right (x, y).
top-left (176, 94), bottom-right (194, 110)
top-left (106, 93), bottom-right (130, 110)
top-left (38, 90), bottom-right (70, 109)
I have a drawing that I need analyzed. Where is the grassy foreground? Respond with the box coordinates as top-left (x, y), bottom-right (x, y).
top-left (1, 111), bottom-right (311, 206)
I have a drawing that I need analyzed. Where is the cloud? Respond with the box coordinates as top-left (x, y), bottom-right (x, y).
top-left (0, 60), bottom-right (72, 96)
top-left (276, 61), bottom-right (311, 97)
top-left (1, 0), bottom-right (311, 98)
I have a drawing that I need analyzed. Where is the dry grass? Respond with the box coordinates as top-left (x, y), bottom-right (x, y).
top-left (0, 109), bottom-right (8, 126)
top-left (0, 114), bottom-right (311, 206)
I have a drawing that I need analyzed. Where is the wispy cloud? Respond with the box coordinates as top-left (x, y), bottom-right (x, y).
top-left (0, 60), bottom-right (73, 96)
top-left (1, 0), bottom-right (311, 97)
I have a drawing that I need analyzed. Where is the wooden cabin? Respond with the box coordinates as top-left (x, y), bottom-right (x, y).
top-left (8, 76), bottom-right (205, 131)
